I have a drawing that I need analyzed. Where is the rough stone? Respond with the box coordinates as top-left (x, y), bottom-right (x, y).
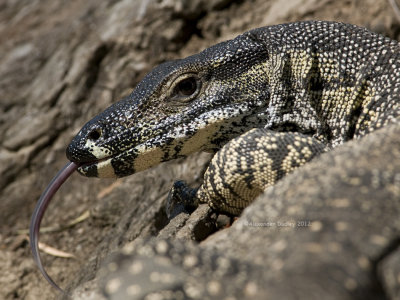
top-left (99, 123), bottom-right (400, 299)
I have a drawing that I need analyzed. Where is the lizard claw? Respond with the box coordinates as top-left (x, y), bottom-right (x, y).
top-left (166, 180), bottom-right (199, 219)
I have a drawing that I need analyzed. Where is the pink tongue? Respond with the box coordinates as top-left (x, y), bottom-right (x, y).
top-left (29, 161), bottom-right (80, 294)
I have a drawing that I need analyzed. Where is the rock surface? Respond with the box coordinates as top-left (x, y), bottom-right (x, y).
top-left (1, 0), bottom-right (400, 299)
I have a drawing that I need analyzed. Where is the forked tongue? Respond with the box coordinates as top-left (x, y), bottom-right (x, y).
top-left (29, 161), bottom-right (80, 294)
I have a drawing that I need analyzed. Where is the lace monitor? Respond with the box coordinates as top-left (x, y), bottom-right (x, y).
top-left (66, 21), bottom-right (399, 215)
top-left (31, 21), bottom-right (400, 298)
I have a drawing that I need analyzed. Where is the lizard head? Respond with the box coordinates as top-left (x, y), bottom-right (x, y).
top-left (66, 32), bottom-right (270, 177)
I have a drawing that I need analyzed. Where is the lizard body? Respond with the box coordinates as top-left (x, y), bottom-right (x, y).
top-left (67, 20), bottom-right (400, 214)
top-left (31, 21), bottom-right (400, 297)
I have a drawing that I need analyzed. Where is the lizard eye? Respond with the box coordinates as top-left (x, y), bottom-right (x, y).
top-left (171, 75), bottom-right (201, 102)
top-left (177, 77), bottom-right (198, 95)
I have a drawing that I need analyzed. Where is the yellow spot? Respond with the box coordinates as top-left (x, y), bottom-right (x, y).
top-left (348, 177), bottom-right (361, 185)
top-left (105, 278), bottom-right (122, 294)
top-left (327, 242), bottom-right (342, 253)
top-left (155, 240), bottom-right (168, 254)
top-left (344, 278), bottom-right (357, 290)
top-left (329, 198), bottom-right (350, 208)
top-left (149, 271), bottom-right (175, 284)
top-left (107, 262), bottom-right (118, 272)
top-left (97, 158), bottom-right (117, 178)
top-left (126, 284), bottom-right (141, 296)
top-left (183, 255), bottom-right (198, 268)
top-left (129, 261), bottom-right (144, 275)
top-left (244, 282), bottom-right (258, 296)
top-left (305, 242), bottom-right (322, 253)
top-left (335, 221), bottom-right (349, 231)
top-left (207, 281), bottom-right (221, 296)
top-left (271, 240), bottom-right (287, 251)
top-left (370, 235), bottom-right (387, 246)
top-left (310, 221), bottom-right (323, 232)
top-left (122, 242), bottom-right (135, 254)
top-left (134, 146), bottom-right (164, 172)
top-left (154, 256), bottom-right (172, 267)
top-left (85, 140), bottom-right (110, 159)
top-left (271, 258), bottom-right (284, 270)
top-left (180, 120), bottom-right (223, 156)
top-left (357, 256), bottom-right (370, 270)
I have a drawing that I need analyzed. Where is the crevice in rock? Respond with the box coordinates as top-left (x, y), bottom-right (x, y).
top-left (84, 42), bottom-right (114, 91)
top-left (151, 203), bottom-right (170, 234)
top-left (170, 0), bottom-right (245, 48)
top-left (213, 0), bottom-right (245, 11)
top-left (48, 83), bottom-right (67, 108)
top-left (172, 12), bottom-right (207, 44)
top-left (75, 42), bottom-right (114, 104)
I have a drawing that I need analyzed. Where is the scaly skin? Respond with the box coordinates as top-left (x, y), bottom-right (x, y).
top-left (28, 20), bottom-right (400, 299)
top-left (66, 20), bottom-right (400, 211)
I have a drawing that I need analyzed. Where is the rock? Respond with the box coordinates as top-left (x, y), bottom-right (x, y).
top-left (99, 122), bottom-right (400, 299)
top-left (4, 109), bottom-right (60, 151)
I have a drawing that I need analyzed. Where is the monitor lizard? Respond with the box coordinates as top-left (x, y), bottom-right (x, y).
top-left (30, 20), bottom-right (400, 297)
top-left (66, 20), bottom-right (399, 214)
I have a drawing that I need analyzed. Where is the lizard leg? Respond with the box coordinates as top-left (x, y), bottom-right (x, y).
top-left (198, 128), bottom-right (327, 215)
top-left (166, 181), bottom-right (199, 219)
top-left (167, 128), bottom-right (326, 218)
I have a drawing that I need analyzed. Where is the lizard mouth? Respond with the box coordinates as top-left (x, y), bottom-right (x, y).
top-left (79, 155), bottom-right (112, 167)
top-left (77, 156), bottom-right (114, 177)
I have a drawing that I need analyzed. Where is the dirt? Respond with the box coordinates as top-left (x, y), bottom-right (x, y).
top-left (1, 0), bottom-right (400, 299)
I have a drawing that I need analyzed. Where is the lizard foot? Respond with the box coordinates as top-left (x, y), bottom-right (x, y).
top-left (166, 180), bottom-right (200, 219)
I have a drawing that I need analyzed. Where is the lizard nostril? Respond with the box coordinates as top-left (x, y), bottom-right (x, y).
top-left (88, 128), bottom-right (102, 141)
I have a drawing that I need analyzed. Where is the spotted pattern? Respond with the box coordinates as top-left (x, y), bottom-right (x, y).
top-left (196, 128), bottom-right (326, 215)
top-left (100, 239), bottom-right (266, 300)
top-left (66, 22), bottom-right (400, 216)
top-left (67, 21), bottom-right (399, 183)
top-left (65, 21), bottom-right (400, 298)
